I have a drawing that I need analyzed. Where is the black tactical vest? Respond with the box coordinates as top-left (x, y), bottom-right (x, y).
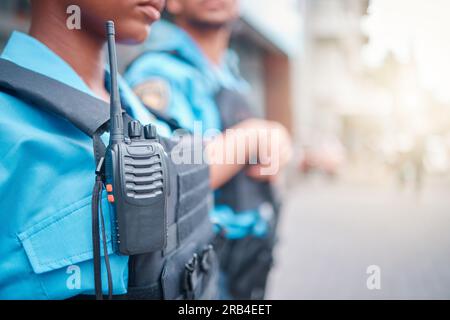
top-left (0, 59), bottom-right (219, 300)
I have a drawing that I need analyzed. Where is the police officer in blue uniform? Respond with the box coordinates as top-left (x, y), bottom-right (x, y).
top-left (125, 0), bottom-right (292, 299)
top-left (0, 0), bottom-right (255, 300)
top-left (0, 0), bottom-right (176, 300)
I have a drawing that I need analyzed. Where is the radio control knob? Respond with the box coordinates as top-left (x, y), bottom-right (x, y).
top-left (128, 121), bottom-right (142, 139)
top-left (144, 124), bottom-right (157, 140)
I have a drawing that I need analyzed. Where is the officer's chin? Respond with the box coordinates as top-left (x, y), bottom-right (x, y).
top-left (115, 25), bottom-right (150, 45)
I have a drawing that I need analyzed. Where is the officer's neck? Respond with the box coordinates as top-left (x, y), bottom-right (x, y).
top-left (177, 20), bottom-right (230, 66)
top-left (29, 9), bottom-right (109, 102)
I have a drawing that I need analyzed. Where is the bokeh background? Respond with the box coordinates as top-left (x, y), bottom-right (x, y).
top-left (1, 0), bottom-right (450, 299)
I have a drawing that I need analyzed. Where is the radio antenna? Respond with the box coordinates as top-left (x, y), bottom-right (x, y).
top-left (106, 21), bottom-right (124, 144)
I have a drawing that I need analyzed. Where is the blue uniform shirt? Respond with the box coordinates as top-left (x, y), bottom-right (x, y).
top-left (0, 31), bottom-right (170, 299)
top-left (125, 21), bottom-right (267, 239)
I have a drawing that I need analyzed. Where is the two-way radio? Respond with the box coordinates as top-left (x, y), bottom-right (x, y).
top-left (104, 21), bottom-right (168, 256)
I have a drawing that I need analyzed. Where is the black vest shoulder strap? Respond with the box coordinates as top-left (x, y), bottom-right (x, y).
top-left (0, 58), bottom-right (110, 137)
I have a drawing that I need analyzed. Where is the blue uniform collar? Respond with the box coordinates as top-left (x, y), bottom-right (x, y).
top-left (146, 21), bottom-right (210, 73)
top-left (1, 31), bottom-right (169, 135)
top-left (1, 31), bottom-right (94, 97)
top-left (146, 21), bottom-right (247, 92)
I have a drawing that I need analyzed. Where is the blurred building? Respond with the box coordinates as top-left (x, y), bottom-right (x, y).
top-left (296, 0), bottom-right (370, 148)
top-left (296, 0), bottom-right (450, 180)
top-left (292, 0), bottom-right (408, 179)
top-left (231, 0), bottom-right (302, 134)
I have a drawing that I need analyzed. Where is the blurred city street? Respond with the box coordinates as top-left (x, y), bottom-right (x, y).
top-left (268, 173), bottom-right (450, 300)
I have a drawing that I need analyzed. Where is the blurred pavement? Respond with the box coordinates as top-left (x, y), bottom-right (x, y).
top-left (267, 175), bottom-right (450, 299)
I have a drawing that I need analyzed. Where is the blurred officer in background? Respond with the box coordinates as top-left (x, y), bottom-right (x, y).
top-left (125, 0), bottom-right (292, 299)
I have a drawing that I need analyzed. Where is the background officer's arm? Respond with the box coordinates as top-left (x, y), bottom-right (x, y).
top-left (207, 119), bottom-right (292, 189)
top-left (131, 75), bottom-right (291, 189)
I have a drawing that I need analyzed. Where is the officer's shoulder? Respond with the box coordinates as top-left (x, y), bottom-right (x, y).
top-left (0, 91), bottom-right (72, 134)
top-left (0, 92), bottom-right (41, 156)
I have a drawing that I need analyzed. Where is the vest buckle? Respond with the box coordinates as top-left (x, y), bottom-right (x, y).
top-left (200, 245), bottom-right (214, 272)
top-left (184, 254), bottom-right (200, 299)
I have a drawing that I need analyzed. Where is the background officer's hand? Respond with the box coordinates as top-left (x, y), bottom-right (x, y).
top-left (244, 119), bottom-right (293, 182)
top-left (207, 119), bottom-right (292, 189)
